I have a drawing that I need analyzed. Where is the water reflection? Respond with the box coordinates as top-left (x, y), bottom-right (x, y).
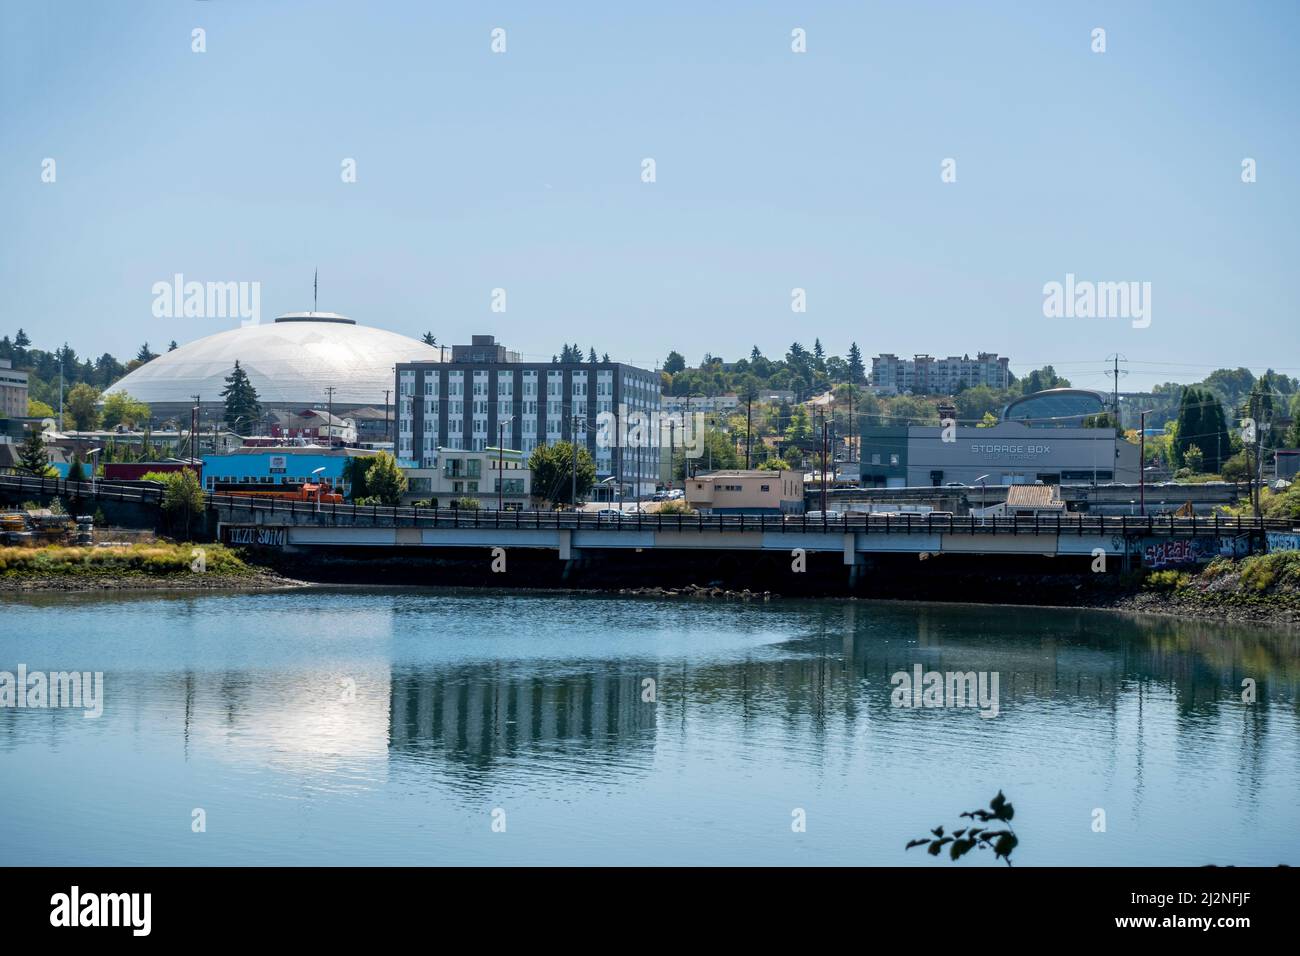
top-left (1, 590), bottom-right (1297, 865)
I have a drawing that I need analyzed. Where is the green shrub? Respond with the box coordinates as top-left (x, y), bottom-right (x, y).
top-left (1145, 569), bottom-right (1191, 591)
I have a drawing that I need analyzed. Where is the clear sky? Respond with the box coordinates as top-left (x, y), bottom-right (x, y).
top-left (2, 1), bottom-right (1296, 391)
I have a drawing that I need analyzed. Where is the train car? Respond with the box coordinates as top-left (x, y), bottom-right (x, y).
top-left (211, 480), bottom-right (344, 504)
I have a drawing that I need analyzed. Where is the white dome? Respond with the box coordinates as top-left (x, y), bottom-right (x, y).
top-left (105, 314), bottom-right (440, 408)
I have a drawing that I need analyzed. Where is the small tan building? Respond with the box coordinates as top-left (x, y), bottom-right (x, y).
top-left (973, 484), bottom-right (1066, 518)
top-left (685, 469), bottom-right (804, 515)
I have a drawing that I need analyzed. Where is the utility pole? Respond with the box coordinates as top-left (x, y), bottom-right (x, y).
top-left (498, 420), bottom-right (506, 511)
top-left (745, 393), bottom-right (752, 469)
top-left (820, 413), bottom-right (829, 514)
top-left (1113, 354), bottom-right (1119, 417)
top-left (325, 386), bottom-right (336, 447)
top-left (571, 414), bottom-right (581, 508)
top-left (1255, 419), bottom-right (1267, 518)
top-left (847, 385), bottom-right (855, 464)
top-left (1139, 410), bottom-right (1148, 516)
top-left (58, 344), bottom-right (65, 429)
top-left (614, 403), bottom-right (622, 504)
top-left (684, 394), bottom-right (692, 480)
top-left (1106, 353), bottom-right (1127, 426)
top-left (190, 395), bottom-right (200, 460)
top-left (669, 420), bottom-right (676, 491)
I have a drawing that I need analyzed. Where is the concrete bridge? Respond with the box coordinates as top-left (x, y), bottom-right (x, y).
top-left (3, 475), bottom-right (1290, 578)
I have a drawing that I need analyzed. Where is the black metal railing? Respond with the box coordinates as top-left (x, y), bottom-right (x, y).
top-left (3, 474), bottom-right (1293, 537)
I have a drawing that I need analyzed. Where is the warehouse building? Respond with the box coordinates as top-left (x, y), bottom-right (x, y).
top-left (859, 389), bottom-right (1139, 487)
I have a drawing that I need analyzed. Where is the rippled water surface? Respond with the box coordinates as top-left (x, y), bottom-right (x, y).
top-left (2, 588), bottom-right (1298, 865)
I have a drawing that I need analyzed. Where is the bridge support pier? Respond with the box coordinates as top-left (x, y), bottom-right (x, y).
top-left (561, 551), bottom-right (587, 582)
top-left (847, 554), bottom-right (868, 591)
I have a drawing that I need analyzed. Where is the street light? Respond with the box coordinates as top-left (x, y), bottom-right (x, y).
top-left (975, 474), bottom-right (990, 524)
top-left (497, 416), bottom-right (513, 511)
top-left (311, 466), bottom-right (326, 513)
top-left (599, 475), bottom-right (618, 507)
top-left (85, 447), bottom-right (101, 498)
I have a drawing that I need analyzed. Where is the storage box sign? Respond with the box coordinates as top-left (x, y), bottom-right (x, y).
top-left (269, 455), bottom-right (287, 474)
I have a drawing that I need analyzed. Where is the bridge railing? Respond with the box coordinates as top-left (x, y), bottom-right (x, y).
top-left (204, 494), bottom-right (1294, 537)
top-left (4, 474), bottom-right (1293, 537)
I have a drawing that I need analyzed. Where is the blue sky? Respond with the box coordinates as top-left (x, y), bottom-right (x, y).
top-left (2, 0), bottom-right (1296, 391)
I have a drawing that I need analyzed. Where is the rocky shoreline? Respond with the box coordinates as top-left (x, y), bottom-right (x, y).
top-left (4, 565), bottom-right (1297, 628)
top-left (0, 567), bottom-right (308, 594)
top-left (616, 583), bottom-right (776, 600)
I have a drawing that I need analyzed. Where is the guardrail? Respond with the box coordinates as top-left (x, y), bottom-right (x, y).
top-left (3, 474), bottom-right (1292, 537)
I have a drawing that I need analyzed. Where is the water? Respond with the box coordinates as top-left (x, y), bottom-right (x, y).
top-left (1, 588), bottom-right (1298, 866)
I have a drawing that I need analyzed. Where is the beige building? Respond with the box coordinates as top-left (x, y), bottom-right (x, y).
top-left (0, 359), bottom-right (29, 419)
top-left (402, 445), bottom-right (531, 509)
top-left (685, 469), bottom-right (804, 515)
top-left (972, 484), bottom-right (1067, 518)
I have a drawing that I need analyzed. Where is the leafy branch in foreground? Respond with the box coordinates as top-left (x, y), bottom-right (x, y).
top-left (906, 791), bottom-right (1018, 866)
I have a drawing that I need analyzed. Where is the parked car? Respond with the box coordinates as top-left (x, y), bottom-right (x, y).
top-left (803, 510), bottom-right (844, 521)
top-left (593, 508), bottom-right (624, 520)
top-left (651, 491), bottom-right (668, 502)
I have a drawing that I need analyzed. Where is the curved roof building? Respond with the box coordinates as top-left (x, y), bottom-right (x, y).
top-left (105, 313), bottom-right (440, 416)
top-left (1002, 388), bottom-right (1108, 427)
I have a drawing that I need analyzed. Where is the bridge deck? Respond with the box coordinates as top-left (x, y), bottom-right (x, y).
top-left (3, 475), bottom-right (1292, 561)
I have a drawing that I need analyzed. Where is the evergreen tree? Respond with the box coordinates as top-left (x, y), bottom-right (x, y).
top-left (221, 361), bottom-right (262, 430)
top-left (421, 332), bottom-right (437, 346)
top-left (136, 342), bottom-right (158, 363)
top-left (66, 455), bottom-right (87, 482)
top-left (664, 351), bottom-right (686, 374)
top-left (18, 430), bottom-right (51, 476)
top-left (588, 347), bottom-right (598, 363)
top-left (847, 342), bottom-right (866, 385)
top-left (1198, 392), bottom-right (1231, 472)
top-left (602, 353), bottom-right (610, 363)
top-left (168, 340), bottom-right (178, 351)
top-left (1173, 387), bottom-right (1206, 468)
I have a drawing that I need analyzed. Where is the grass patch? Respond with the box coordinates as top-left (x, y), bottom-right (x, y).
top-left (0, 543), bottom-right (252, 578)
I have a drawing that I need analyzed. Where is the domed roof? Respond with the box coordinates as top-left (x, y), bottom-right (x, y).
top-left (105, 314), bottom-right (440, 407)
top-left (1002, 388), bottom-right (1107, 427)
